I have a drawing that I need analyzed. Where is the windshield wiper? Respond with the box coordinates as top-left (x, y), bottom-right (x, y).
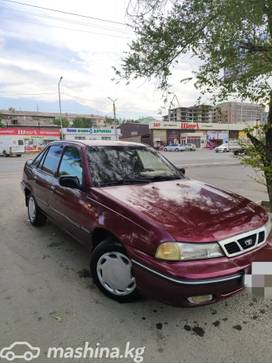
top-left (148, 175), bottom-right (182, 182)
top-left (98, 178), bottom-right (152, 187)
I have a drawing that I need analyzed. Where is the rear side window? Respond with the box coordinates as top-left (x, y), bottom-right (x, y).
top-left (58, 146), bottom-right (83, 184)
top-left (32, 149), bottom-right (47, 168)
top-left (41, 145), bottom-right (63, 174)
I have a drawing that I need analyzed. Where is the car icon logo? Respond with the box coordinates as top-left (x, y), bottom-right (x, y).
top-left (0, 342), bottom-right (40, 361)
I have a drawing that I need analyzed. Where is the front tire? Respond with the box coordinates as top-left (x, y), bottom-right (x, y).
top-left (91, 239), bottom-right (140, 303)
top-left (27, 194), bottom-right (47, 226)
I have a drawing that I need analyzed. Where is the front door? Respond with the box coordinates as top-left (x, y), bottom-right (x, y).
top-left (49, 145), bottom-right (88, 242)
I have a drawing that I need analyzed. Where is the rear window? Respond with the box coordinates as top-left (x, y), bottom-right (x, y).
top-left (41, 145), bottom-right (63, 174)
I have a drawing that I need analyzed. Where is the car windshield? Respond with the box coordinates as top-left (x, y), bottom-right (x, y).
top-left (88, 145), bottom-right (183, 187)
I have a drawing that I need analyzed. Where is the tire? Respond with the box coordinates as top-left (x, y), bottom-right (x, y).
top-left (91, 238), bottom-right (140, 303)
top-left (16, 154), bottom-right (22, 157)
top-left (3, 150), bottom-right (9, 157)
top-left (27, 194), bottom-right (47, 226)
top-left (175, 148), bottom-right (179, 152)
top-left (163, 148), bottom-right (167, 151)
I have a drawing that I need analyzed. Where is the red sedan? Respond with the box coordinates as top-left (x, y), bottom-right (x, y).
top-left (21, 140), bottom-right (272, 306)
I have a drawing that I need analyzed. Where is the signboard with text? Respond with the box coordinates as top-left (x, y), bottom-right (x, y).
top-left (0, 128), bottom-right (60, 137)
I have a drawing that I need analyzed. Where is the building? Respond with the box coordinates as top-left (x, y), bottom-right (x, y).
top-left (163, 104), bottom-right (216, 123)
top-left (0, 127), bottom-right (61, 152)
top-left (216, 102), bottom-right (264, 124)
top-left (62, 128), bottom-right (120, 141)
top-left (149, 120), bottom-right (258, 148)
top-left (0, 109), bottom-right (106, 128)
top-left (119, 123), bottom-right (151, 144)
top-left (163, 102), bottom-right (264, 125)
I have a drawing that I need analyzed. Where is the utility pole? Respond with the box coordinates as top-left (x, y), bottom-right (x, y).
top-left (58, 76), bottom-right (63, 140)
top-left (108, 97), bottom-right (118, 140)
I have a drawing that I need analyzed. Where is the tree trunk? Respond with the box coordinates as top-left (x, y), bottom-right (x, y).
top-left (265, 91), bottom-right (272, 211)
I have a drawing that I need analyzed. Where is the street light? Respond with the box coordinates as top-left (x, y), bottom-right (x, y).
top-left (58, 76), bottom-right (63, 140)
top-left (108, 97), bottom-right (118, 141)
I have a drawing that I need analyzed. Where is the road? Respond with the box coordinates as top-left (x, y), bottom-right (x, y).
top-left (0, 152), bottom-right (271, 363)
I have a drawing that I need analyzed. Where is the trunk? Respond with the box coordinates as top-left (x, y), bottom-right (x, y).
top-left (265, 92), bottom-right (272, 211)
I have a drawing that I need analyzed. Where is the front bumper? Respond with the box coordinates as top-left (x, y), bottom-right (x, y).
top-left (129, 237), bottom-right (272, 306)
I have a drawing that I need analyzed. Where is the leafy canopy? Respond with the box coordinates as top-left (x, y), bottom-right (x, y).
top-left (117, 0), bottom-right (272, 103)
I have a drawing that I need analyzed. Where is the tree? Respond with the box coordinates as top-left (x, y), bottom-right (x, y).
top-left (53, 118), bottom-right (70, 128)
top-left (117, 0), bottom-right (272, 209)
top-left (0, 120), bottom-right (3, 128)
top-left (72, 118), bottom-right (95, 128)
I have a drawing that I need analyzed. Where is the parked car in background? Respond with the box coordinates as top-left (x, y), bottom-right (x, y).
top-left (0, 137), bottom-right (24, 156)
top-left (214, 143), bottom-right (240, 153)
top-left (163, 144), bottom-right (186, 152)
top-left (21, 140), bottom-right (271, 307)
top-left (184, 143), bottom-right (196, 151)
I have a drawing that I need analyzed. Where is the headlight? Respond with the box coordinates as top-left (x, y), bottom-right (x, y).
top-left (265, 218), bottom-right (271, 237)
top-left (155, 242), bottom-right (224, 261)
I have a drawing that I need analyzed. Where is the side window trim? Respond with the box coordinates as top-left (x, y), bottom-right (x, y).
top-left (57, 145), bottom-right (84, 186)
top-left (38, 149), bottom-right (48, 169)
top-left (40, 144), bottom-right (64, 176)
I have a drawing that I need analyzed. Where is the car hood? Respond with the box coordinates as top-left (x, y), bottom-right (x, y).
top-left (95, 179), bottom-right (267, 242)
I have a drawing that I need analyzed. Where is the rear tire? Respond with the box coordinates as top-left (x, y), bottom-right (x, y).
top-left (27, 194), bottom-right (47, 226)
top-left (91, 238), bottom-right (140, 303)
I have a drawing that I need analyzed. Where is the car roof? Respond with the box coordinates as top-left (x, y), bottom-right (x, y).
top-left (50, 139), bottom-right (147, 148)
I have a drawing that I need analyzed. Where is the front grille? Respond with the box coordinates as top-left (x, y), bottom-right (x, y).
top-left (258, 231), bottom-right (265, 244)
top-left (225, 242), bottom-right (240, 254)
top-left (238, 234), bottom-right (257, 249)
top-left (218, 226), bottom-right (267, 257)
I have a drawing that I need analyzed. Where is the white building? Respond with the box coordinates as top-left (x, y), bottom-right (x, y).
top-left (62, 128), bottom-right (120, 141)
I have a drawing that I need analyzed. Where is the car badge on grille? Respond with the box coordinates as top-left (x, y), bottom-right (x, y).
top-left (244, 238), bottom-right (253, 247)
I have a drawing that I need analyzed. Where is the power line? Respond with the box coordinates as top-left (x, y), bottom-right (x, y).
top-left (1, 15), bottom-right (132, 39)
top-left (1, 0), bottom-right (129, 26)
top-left (1, 3), bottom-right (134, 35)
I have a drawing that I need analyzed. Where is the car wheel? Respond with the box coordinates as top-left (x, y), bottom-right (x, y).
top-left (91, 238), bottom-right (140, 303)
top-left (5, 352), bottom-right (15, 361)
top-left (163, 148), bottom-right (167, 151)
top-left (24, 352), bottom-right (33, 361)
top-left (3, 150), bottom-right (9, 157)
top-left (27, 194), bottom-right (47, 226)
top-left (175, 148), bottom-right (179, 152)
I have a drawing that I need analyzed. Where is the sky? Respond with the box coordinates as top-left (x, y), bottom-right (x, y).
top-left (0, 0), bottom-right (203, 118)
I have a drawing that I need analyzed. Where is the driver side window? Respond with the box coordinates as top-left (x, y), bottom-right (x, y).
top-left (58, 146), bottom-right (83, 185)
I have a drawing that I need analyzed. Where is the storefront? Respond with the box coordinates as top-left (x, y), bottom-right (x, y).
top-left (149, 121), bottom-right (256, 148)
top-left (0, 127), bottom-right (60, 152)
top-left (62, 128), bottom-right (120, 141)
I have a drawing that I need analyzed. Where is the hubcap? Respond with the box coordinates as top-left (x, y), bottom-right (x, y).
top-left (97, 252), bottom-right (136, 296)
top-left (28, 196), bottom-right (36, 222)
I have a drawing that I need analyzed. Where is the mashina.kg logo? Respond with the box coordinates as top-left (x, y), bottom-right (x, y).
top-left (0, 342), bottom-right (40, 361)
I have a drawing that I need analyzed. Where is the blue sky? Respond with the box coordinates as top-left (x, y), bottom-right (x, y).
top-left (0, 0), bottom-right (201, 118)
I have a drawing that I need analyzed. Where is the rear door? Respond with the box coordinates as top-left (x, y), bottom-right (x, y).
top-left (31, 144), bottom-right (63, 214)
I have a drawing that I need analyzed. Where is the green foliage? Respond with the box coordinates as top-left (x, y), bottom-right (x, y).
top-left (117, 0), bottom-right (272, 103)
top-left (72, 118), bottom-right (95, 128)
top-left (0, 119), bottom-right (3, 128)
top-left (53, 118), bottom-right (70, 128)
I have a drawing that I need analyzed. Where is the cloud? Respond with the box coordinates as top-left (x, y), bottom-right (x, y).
top-left (0, 0), bottom-right (204, 118)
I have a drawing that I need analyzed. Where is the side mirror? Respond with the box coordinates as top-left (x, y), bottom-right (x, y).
top-left (179, 168), bottom-right (185, 175)
top-left (59, 175), bottom-right (80, 189)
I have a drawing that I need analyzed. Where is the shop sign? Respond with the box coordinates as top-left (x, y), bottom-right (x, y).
top-left (0, 128), bottom-right (60, 137)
